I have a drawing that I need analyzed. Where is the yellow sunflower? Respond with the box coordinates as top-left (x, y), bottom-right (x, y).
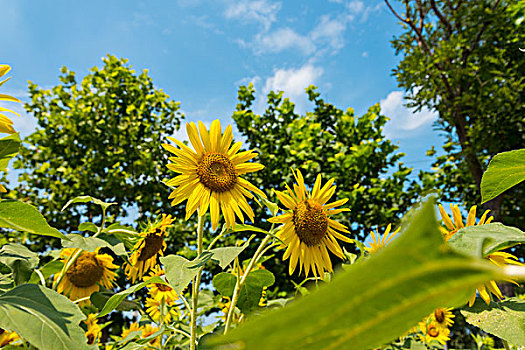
top-left (364, 223), bottom-right (400, 254)
top-left (268, 169), bottom-right (352, 277)
top-left (84, 313), bottom-right (102, 346)
top-left (163, 120), bottom-right (266, 231)
top-left (55, 248), bottom-right (118, 303)
top-left (120, 322), bottom-right (142, 340)
top-left (141, 324), bottom-right (161, 348)
top-left (145, 265), bottom-right (179, 303)
top-left (0, 328), bottom-right (19, 347)
top-left (0, 64), bottom-right (20, 135)
top-left (145, 297), bottom-right (179, 323)
top-left (125, 214), bottom-right (174, 283)
top-left (439, 204), bottom-right (523, 306)
top-left (430, 307), bottom-right (455, 328)
top-left (418, 321), bottom-right (450, 345)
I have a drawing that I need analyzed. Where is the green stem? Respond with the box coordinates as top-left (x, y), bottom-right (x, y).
top-left (190, 214), bottom-right (205, 350)
top-left (53, 207), bottom-right (107, 290)
top-left (502, 340), bottom-right (511, 350)
top-left (224, 235), bottom-right (272, 334)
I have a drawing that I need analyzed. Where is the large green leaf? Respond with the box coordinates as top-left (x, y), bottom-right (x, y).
top-left (210, 239), bottom-right (252, 270)
top-left (481, 149), bottom-right (525, 204)
top-left (90, 291), bottom-right (141, 312)
top-left (61, 233), bottom-right (128, 258)
top-left (0, 200), bottom-right (67, 239)
top-left (28, 260), bottom-right (63, 285)
top-left (236, 269), bottom-right (275, 313)
top-left (0, 244), bottom-right (39, 285)
top-left (0, 133), bottom-right (20, 170)
top-left (97, 276), bottom-right (167, 317)
top-left (61, 195), bottom-right (116, 212)
top-left (0, 284), bottom-right (94, 350)
top-left (461, 298), bottom-right (525, 346)
top-left (161, 252), bottom-right (214, 295)
top-left (448, 223), bottom-right (525, 258)
top-left (203, 199), bottom-right (505, 350)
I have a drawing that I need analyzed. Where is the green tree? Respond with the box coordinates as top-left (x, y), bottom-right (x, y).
top-left (385, 0), bottom-right (525, 226)
top-left (14, 55), bottom-right (185, 245)
top-left (233, 84), bottom-right (419, 245)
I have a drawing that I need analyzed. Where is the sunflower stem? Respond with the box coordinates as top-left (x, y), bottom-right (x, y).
top-left (224, 234), bottom-right (272, 334)
top-left (190, 214), bottom-right (205, 350)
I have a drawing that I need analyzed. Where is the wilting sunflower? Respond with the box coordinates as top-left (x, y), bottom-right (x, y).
top-left (430, 307), bottom-right (455, 328)
top-left (0, 65), bottom-right (20, 135)
top-left (163, 120), bottom-right (266, 231)
top-left (269, 169), bottom-right (352, 277)
top-left (0, 329), bottom-right (19, 347)
top-left (145, 297), bottom-right (179, 323)
top-left (55, 248), bottom-right (118, 303)
top-left (364, 223), bottom-right (400, 254)
top-left (84, 314), bottom-right (102, 346)
top-left (439, 204), bottom-right (523, 306)
top-left (145, 265), bottom-right (178, 303)
top-left (125, 214), bottom-right (174, 283)
top-left (418, 321), bottom-right (450, 345)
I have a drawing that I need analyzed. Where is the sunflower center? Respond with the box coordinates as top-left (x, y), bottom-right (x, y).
top-left (197, 152), bottom-right (237, 192)
top-left (428, 325), bottom-right (439, 338)
top-left (293, 199), bottom-right (328, 247)
top-left (87, 333), bottom-right (95, 345)
top-left (156, 283), bottom-right (173, 292)
top-left (138, 232), bottom-right (165, 261)
top-left (66, 252), bottom-right (104, 288)
top-left (434, 309), bottom-right (445, 323)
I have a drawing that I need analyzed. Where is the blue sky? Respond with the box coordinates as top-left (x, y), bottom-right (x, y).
top-left (1, 0), bottom-right (445, 181)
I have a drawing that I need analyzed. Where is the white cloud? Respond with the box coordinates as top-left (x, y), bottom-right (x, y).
top-left (263, 64), bottom-right (323, 99)
top-left (253, 27), bottom-right (315, 55)
top-left (310, 15), bottom-right (347, 51)
top-left (380, 91), bottom-right (437, 138)
top-left (224, 0), bottom-right (281, 31)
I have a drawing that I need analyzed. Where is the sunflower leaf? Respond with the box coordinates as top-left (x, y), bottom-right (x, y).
top-left (61, 195), bottom-right (117, 212)
top-left (90, 291), bottom-right (141, 312)
top-left (0, 243), bottom-right (39, 285)
top-left (97, 276), bottom-right (167, 317)
top-left (202, 198), bottom-right (505, 350)
top-left (61, 233), bottom-right (128, 259)
top-left (0, 133), bottom-right (20, 170)
top-left (210, 238), bottom-right (253, 270)
top-left (0, 284), bottom-right (95, 350)
top-left (461, 297), bottom-right (525, 346)
top-left (28, 260), bottom-right (63, 284)
top-left (447, 223), bottom-right (525, 258)
top-left (78, 222), bottom-right (98, 233)
top-left (0, 200), bottom-right (67, 240)
top-left (213, 272), bottom-right (237, 297)
top-left (161, 253), bottom-right (214, 295)
top-left (236, 269), bottom-right (275, 313)
top-left (481, 149), bottom-right (525, 204)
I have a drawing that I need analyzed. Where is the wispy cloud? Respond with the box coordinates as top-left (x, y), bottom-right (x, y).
top-left (380, 91), bottom-right (437, 139)
top-left (224, 0), bottom-right (281, 31)
top-left (252, 27), bottom-right (315, 55)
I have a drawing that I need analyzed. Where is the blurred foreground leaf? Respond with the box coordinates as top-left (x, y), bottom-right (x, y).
top-left (203, 199), bottom-right (504, 349)
top-left (0, 284), bottom-right (93, 350)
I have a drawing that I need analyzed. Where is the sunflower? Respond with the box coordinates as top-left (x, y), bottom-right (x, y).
top-left (55, 248), bottom-right (118, 303)
top-left (141, 324), bottom-right (161, 348)
top-left (0, 329), bottom-right (19, 347)
top-left (163, 120), bottom-right (266, 231)
top-left (125, 214), bottom-right (174, 283)
top-left (84, 314), bottom-right (102, 345)
top-left (430, 307), bottom-right (455, 328)
top-left (364, 223), bottom-right (400, 254)
top-left (418, 321), bottom-right (450, 345)
top-left (268, 169), bottom-right (352, 277)
top-left (439, 204), bottom-right (523, 306)
top-left (120, 322), bottom-right (142, 340)
top-left (0, 65), bottom-right (20, 135)
top-left (145, 265), bottom-right (179, 303)
top-left (145, 297), bottom-right (179, 323)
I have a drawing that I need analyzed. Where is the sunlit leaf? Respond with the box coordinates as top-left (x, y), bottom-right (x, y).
top-left (61, 195), bottom-right (117, 212)
top-left (481, 149), bottom-right (525, 204)
top-left (210, 239), bottom-right (252, 270)
top-left (0, 133), bottom-right (20, 169)
top-left (0, 200), bottom-right (67, 239)
top-left (161, 252), bottom-right (214, 295)
top-left (0, 284), bottom-right (94, 350)
top-left (61, 233), bottom-right (128, 258)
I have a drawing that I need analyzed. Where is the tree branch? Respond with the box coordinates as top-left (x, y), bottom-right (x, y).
top-left (430, 0), bottom-right (452, 38)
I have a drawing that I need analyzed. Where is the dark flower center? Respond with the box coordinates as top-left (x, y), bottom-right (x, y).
top-left (428, 325), bottom-right (439, 338)
top-left (138, 232), bottom-right (165, 261)
top-left (66, 252), bottom-right (104, 288)
top-left (197, 152), bottom-right (237, 192)
top-left (434, 309), bottom-right (445, 323)
top-left (293, 199), bottom-right (328, 247)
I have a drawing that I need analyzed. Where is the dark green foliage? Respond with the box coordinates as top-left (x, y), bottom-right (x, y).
top-left (233, 84), bottom-right (419, 243)
top-left (388, 0), bottom-right (525, 226)
top-left (14, 55), bottom-right (184, 244)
